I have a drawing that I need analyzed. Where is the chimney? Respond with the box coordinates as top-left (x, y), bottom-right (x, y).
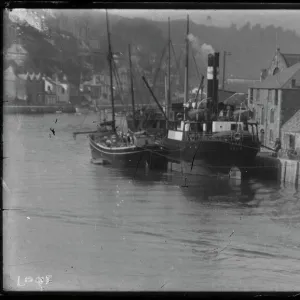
top-left (212, 52), bottom-right (220, 109)
top-left (260, 69), bottom-right (267, 82)
top-left (206, 54), bottom-right (214, 109)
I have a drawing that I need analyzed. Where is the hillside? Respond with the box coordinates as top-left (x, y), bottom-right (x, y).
top-left (5, 9), bottom-right (300, 89)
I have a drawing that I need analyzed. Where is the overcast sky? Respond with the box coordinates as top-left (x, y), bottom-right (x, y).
top-left (108, 9), bottom-right (300, 33)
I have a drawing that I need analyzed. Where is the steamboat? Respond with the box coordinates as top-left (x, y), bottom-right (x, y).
top-left (156, 16), bottom-right (260, 175)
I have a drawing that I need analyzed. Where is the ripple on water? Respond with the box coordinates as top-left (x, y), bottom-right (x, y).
top-left (4, 114), bottom-right (300, 291)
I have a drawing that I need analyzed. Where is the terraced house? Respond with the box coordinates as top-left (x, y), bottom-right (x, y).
top-left (4, 65), bottom-right (44, 104)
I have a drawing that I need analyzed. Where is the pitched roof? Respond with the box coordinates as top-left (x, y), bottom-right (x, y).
top-left (218, 89), bottom-right (235, 103)
top-left (281, 53), bottom-right (300, 68)
top-left (252, 62), bottom-right (300, 89)
top-left (223, 93), bottom-right (248, 108)
top-left (281, 109), bottom-right (300, 133)
top-left (4, 66), bottom-right (16, 78)
top-left (4, 58), bottom-right (40, 75)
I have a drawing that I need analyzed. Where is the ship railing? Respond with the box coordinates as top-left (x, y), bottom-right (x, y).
top-left (168, 120), bottom-right (260, 141)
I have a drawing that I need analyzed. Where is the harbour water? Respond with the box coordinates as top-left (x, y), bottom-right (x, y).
top-left (3, 113), bottom-right (300, 291)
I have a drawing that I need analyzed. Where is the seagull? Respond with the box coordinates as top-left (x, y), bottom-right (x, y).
top-left (50, 128), bottom-right (55, 136)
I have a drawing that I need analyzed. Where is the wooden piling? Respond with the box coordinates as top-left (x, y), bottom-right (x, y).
top-left (295, 161), bottom-right (299, 186)
top-left (282, 160), bottom-right (287, 183)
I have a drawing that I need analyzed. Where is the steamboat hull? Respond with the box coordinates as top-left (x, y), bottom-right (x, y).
top-left (89, 135), bottom-right (167, 169)
top-left (162, 138), bottom-right (259, 174)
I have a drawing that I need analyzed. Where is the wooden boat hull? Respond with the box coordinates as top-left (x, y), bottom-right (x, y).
top-left (89, 135), bottom-right (168, 169)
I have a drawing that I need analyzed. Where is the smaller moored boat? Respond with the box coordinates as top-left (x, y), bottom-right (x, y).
top-left (88, 13), bottom-right (167, 170)
top-left (89, 128), bottom-right (166, 168)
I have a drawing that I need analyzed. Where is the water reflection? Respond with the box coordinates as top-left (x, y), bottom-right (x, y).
top-left (4, 114), bottom-right (300, 291)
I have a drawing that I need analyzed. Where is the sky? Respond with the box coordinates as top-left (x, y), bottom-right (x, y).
top-left (108, 9), bottom-right (300, 34)
top-left (8, 9), bottom-right (300, 36)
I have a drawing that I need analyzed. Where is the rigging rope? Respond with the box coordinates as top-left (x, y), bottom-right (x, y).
top-left (170, 41), bottom-right (184, 85)
top-left (111, 58), bottom-right (125, 107)
top-left (191, 49), bottom-right (201, 81)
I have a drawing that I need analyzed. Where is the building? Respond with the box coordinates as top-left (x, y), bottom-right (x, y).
top-left (117, 66), bottom-right (130, 93)
top-left (223, 93), bottom-right (248, 108)
top-left (264, 48), bottom-right (300, 77)
top-left (43, 74), bottom-right (71, 104)
top-left (218, 89), bottom-right (236, 103)
top-left (4, 66), bottom-right (27, 102)
top-left (81, 73), bottom-right (112, 106)
top-left (18, 72), bottom-right (44, 105)
top-left (281, 109), bottom-right (300, 155)
top-left (52, 74), bottom-right (70, 104)
top-left (248, 62), bottom-right (300, 148)
top-left (5, 43), bottom-right (27, 66)
top-left (43, 77), bottom-right (59, 105)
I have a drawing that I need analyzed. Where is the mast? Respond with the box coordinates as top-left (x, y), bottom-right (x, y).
top-left (128, 44), bottom-right (136, 130)
top-left (105, 10), bottom-right (116, 132)
top-left (167, 17), bottom-right (171, 127)
top-left (184, 15), bottom-right (189, 121)
top-left (222, 51), bottom-right (226, 90)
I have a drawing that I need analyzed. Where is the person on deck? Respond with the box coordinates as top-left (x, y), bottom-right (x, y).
top-left (273, 138), bottom-right (281, 157)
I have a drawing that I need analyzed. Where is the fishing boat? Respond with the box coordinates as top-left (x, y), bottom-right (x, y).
top-left (88, 11), bottom-right (167, 169)
top-left (89, 128), bottom-right (167, 168)
top-left (144, 16), bottom-right (260, 175)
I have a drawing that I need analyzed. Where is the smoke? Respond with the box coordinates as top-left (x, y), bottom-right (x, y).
top-left (187, 33), bottom-right (215, 63)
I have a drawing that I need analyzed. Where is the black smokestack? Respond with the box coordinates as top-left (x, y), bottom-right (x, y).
top-left (212, 52), bottom-right (220, 110)
top-left (206, 54), bottom-right (214, 110)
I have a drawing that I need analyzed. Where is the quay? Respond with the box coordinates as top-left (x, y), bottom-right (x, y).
top-left (254, 152), bottom-right (299, 186)
top-left (167, 152), bottom-right (299, 186)
top-left (3, 105), bottom-right (76, 114)
top-left (3, 104), bottom-right (157, 115)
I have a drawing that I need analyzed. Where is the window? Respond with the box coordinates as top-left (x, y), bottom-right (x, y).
top-left (273, 67), bottom-right (279, 75)
top-left (261, 108), bottom-right (264, 125)
top-left (289, 134), bottom-right (295, 149)
top-left (291, 79), bottom-right (296, 88)
top-left (270, 109), bottom-right (275, 123)
top-left (231, 124), bottom-right (237, 130)
top-left (249, 88), bottom-right (253, 104)
top-left (274, 90), bottom-right (278, 105)
top-left (269, 129), bottom-right (273, 142)
top-left (268, 89), bottom-right (272, 102)
top-left (256, 89), bottom-right (260, 101)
